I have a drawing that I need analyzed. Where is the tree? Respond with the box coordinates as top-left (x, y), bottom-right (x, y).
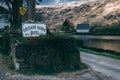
top-left (0, 0), bottom-right (43, 25)
top-left (26, 0), bottom-right (42, 21)
top-left (0, 0), bottom-right (23, 30)
top-left (27, 0), bottom-right (35, 21)
top-left (62, 19), bottom-right (75, 33)
top-left (0, 0), bottom-right (41, 34)
top-left (0, 6), bottom-right (10, 14)
top-left (0, 0), bottom-right (43, 54)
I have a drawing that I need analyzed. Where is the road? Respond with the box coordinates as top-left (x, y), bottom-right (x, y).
top-left (81, 51), bottom-right (120, 80)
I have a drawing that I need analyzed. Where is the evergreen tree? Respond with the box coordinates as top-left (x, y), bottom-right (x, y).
top-left (62, 19), bottom-right (75, 33)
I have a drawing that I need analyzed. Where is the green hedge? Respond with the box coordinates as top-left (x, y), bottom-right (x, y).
top-left (76, 39), bottom-right (84, 47)
top-left (19, 35), bottom-right (81, 73)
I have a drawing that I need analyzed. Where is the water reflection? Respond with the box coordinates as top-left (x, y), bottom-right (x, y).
top-left (73, 35), bottom-right (120, 52)
top-left (84, 39), bottom-right (120, 52)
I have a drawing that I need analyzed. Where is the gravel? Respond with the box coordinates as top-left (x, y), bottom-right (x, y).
top-left (4, 70), bottom-right (116, 80)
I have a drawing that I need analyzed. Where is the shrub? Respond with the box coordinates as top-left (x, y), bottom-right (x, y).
top-left (0, 37), bottom-right (2, 51)
top-left (61, 19), bottom-right (75, 33)
top-left (2, 26), bottom-right (10, 55)
top-left (19, 35), bottom-right (81, 73)
top-left (0, 37), bottom-right (2, 46)
top-left (90, 24), bottom-right (120, 35)
top-left (76, 39), bottom-right (84, 47)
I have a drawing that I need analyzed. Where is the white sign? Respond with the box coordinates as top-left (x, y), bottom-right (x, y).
top-left (22, 23), bottom-right (46, 37)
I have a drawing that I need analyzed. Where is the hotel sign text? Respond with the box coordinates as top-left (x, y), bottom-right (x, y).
top-left (22, 23), bottom-right (46, 37)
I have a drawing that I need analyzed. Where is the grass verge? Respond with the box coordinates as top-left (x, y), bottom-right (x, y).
top-left (80, 48), bottom-right (120, 60)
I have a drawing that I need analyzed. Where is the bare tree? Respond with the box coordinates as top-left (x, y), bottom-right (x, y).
top-left (0, 0), bottom-right (22, 27)
top-left (26, 0), bottom-right (42, 21)
top-left (0, 0), bottom-right (43, 25)
top-left (27, 0), bottom-right (35, 21)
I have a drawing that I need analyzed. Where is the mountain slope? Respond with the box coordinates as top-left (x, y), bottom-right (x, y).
top-left (36, 0), bottom-right (120, 28)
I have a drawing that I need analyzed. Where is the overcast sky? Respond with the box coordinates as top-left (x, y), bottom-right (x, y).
top-left (36, 0), bottom-right (87, 5)
top-left (0, 0), bottom-right (87, 6)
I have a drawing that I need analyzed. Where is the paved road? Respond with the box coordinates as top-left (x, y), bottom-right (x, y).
top-left (81, 51), bottom-right (120, 80)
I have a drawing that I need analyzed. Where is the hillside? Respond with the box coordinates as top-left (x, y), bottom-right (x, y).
top-left (36, 0), bottom-right (120, 28)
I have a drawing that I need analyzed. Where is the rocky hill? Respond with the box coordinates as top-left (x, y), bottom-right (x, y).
top-left (36, 0), bottom-right (120, 28)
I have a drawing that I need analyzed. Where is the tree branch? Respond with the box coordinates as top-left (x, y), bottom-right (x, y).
top-left (4, 0), bottom-right (12, 13)
top-left (8, 0), bottom-right (13, 4)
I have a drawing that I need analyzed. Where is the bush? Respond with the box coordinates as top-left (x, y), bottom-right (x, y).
top-left (90, 24), bottom-right (120, 35)
top-left (19, 35), bottom-right (81, 73)
top-left (0, 37), bottom-right (2, 51)
top-left (2, 26), bottom-right (10, 55)
top-left (0, 37), bottom-right (2, 46)
top-left (61, 19), bottom-right (75, 33)
top-left (76, 39), bottom-right (84, 47)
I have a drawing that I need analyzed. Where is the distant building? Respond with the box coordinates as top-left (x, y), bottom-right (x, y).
top-left (76, 24), bottom-right (89, 33)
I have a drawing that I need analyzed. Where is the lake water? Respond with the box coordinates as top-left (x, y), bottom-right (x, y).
top-left (73, 35), bottom-right (120, 52)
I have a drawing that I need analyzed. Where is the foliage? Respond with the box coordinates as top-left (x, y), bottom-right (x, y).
top-left (0, 0), bottom-right (42, 27)
top-left (19, 35), bottom-right (81, 73)
top-left (0, 0), bottom-right (23, 27)
top-left (0, 34), bottom-right (2, 50)
top-left (90, 23), bottom-right (120, 35)
top-left (71, 32), bottom-right (91, 35)
top-left (2, 26), bottom-right (10, 55)
top-left (76, 39), bottom-right (84, 47)
top-left (61, 19), bottom-right (75, 33)
top-left (57, 25), bottom-right (64, 32)
top-left (2, 54), bottom-right (15, 70)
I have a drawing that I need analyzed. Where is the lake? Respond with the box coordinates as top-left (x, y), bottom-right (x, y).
top-left (73, 35), bottom-right (120, 52)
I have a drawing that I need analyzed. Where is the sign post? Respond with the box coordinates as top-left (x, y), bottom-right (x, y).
top-left (22, 23), bottom-right (46, 37)
top-left (19, 7), bottom-right (26, 16)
